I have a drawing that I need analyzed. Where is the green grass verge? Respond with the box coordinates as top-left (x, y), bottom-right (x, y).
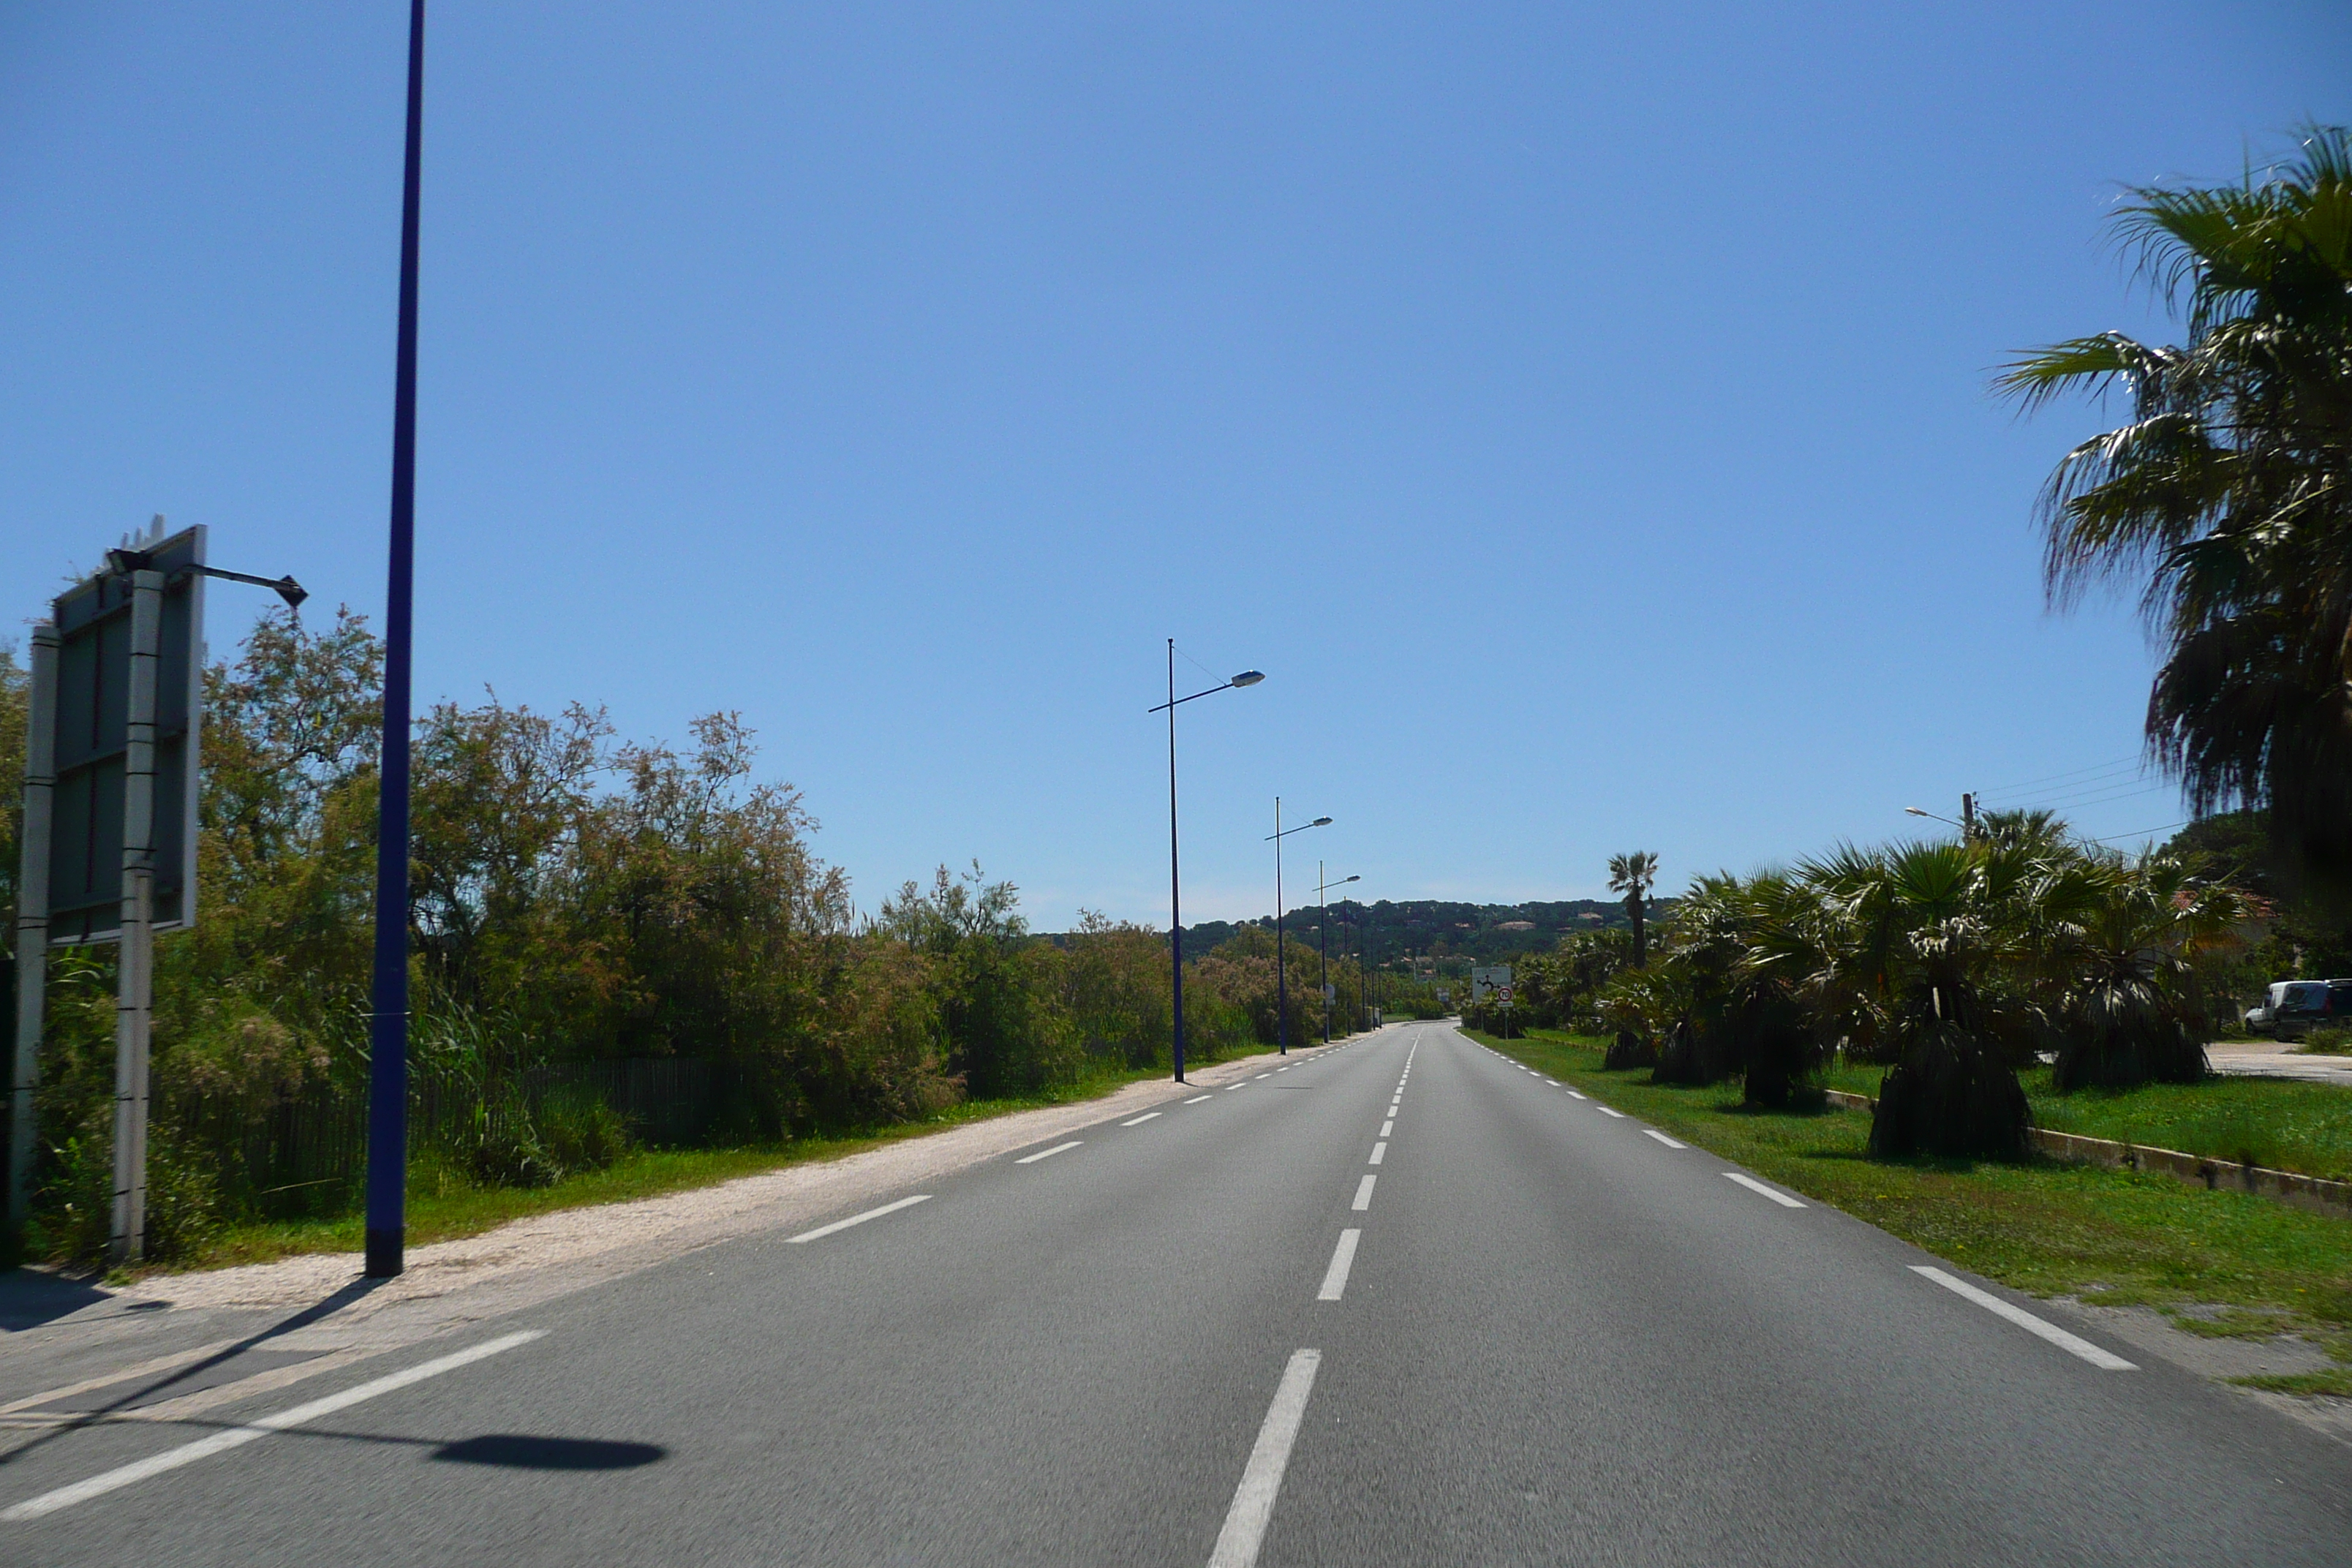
top-left (1468, 1028), bottom-right (2352, 1377)
top-left (1818, 1058), bottom-right (2352, 1183)
top-left (107, 1059), bottom-right (1210, 1281)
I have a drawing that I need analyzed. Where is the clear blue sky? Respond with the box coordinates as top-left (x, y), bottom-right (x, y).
top-left (5, 4), bottom-right (2348, 928)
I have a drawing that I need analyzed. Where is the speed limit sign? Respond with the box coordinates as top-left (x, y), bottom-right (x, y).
top-left (1499, 985), bottom-right (1514, 1006)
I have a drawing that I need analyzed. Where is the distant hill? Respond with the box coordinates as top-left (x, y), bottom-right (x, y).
top-left (1044, 897), bottom-right (1665, 970)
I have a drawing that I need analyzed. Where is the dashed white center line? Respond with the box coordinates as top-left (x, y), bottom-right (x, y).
top-left (1643, 1130), bottom-right (1686, 1149)
top-left (1597, 1107), bottom-right (1627, 1119)
top-left (1015, 1141), bottom-right (1082, 1164)
top-left (1723, 1172), bottom-right (1806, 1207)
top-left (1368, 1142), bottom-right (1387, 1165)
top-left (1910, 1266), bottom-right (2138, 1371)
top-left (1254, 1073), bottom-right (1273, 1079)
top-left (1316, 1230), bottom-right (1362, 1300)
top-left (1122, 1112), bottom-right (1163, 1127)
top-left (1, 1331), bottom-right (546, 1521)
top-left (1379, 1120), bottom-right (1392, 1137)
top-left (787, 1193), bottom-right (932, 1243)
top-left (1207, 1349), bottom-right (1322, 1568)
top-left (1185, 1094), bottom-right (1215, 1104)
top-left (1352, 1174), bottom-right (1376, 1210)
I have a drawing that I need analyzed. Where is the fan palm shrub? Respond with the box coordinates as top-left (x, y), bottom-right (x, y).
top-left (2029, 853), bottom-right (2250, 1090)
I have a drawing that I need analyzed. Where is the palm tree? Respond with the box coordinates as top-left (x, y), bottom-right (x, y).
top-left (1607, 851), bottom-right (1660, 966)
top-left (2000, 127), bottom-right (2352, 900)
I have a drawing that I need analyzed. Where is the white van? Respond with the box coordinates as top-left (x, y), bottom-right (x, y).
top-left (2245, 980), bottom-right (2337, 1041)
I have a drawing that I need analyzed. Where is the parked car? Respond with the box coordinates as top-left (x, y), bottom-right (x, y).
top-left (2244, 979), bottom-right (2352, 1041)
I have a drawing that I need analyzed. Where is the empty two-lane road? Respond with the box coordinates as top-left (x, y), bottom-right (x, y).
top-left (4, 1023), bottom-right (2346, 1564)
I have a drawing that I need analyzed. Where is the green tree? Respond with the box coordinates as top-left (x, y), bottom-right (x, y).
top-left (1607, 851), bottom-right (1659, 967)
top-left (2002, 126), bottom-right (2352, 901)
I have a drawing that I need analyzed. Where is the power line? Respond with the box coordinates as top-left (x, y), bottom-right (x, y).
top-left (1977, 753), bottom-right (2144, 796)
top-left (2017, 781), bottom-right (2174, 813)
top-left (2084, 820), bottom-right (2190, 845)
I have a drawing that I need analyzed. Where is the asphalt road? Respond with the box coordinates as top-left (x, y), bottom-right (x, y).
top-left (4, 1021), bottom-right (2348, 1565)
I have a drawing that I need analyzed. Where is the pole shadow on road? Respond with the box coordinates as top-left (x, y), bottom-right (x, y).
top-left (433, 1435), bottom-right (667, 1470)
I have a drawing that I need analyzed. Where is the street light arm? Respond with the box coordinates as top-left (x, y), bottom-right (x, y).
top-left (1904, 806), bottom-right (1963, 829)
top-left (1265, 815), bottom-right (1334, 842)
top-left (1148, 674), bottom-right (1264, 714)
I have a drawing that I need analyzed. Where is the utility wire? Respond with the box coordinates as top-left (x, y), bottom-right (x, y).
top-left (2084, 820), bottom-right (2190, 845)
top-left (1977, 753), bottom-right (2144, 796)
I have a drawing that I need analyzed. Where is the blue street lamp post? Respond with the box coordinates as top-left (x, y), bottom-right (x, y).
top-left (1150, 644), bottom-right (1262, 1082)
top-left (1265, 802), bottom-right (1331, 1054)
top-left (366, 0), bottom-right (426, 1281)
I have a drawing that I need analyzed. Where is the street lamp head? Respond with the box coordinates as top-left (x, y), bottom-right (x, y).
top-left (1340, 875), bottom-right (1360, 885)
top-left (1904, 807), bottom-right (1931, 818)
top-left (1310, 816), bottom-right (1333, 828)
top-left (274, 577), bottom-right (309, 612)
top-left (1229, 670), bottom-right (1265, 688)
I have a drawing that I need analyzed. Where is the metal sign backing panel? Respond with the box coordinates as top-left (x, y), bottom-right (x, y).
top-left (46, 525), bottom-right (206, 944)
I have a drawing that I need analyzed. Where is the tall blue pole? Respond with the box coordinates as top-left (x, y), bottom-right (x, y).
top-left (366, 0), bottom-right (425, 1280)
top-left (1166, 640), bottom-right (1184, 1082)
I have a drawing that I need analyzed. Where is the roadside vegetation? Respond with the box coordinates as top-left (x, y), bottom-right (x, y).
top-left (0, 614), bottom-right (1371, 1271)
top-left (1474, 1028), bottom-right (2352, 1395)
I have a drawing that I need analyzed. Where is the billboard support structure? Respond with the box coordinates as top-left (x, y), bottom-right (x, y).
top-left (5, 516), bottom-right (301, 1256)
top-left (108, 568), bottom-right (165, 1262)
top-left (7, 625), bottom-right (58, 1237)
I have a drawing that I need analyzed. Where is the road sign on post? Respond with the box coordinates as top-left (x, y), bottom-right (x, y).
top-left (47, 523), bottom-right (207, 946)
top-left (1470, 965), bottom-right (1512, 1002)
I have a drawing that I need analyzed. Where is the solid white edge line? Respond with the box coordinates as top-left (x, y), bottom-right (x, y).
top-left (1, 1331), bottom-right (546, 1521)
top-left (1597, 1107), bottom-right (1627, 1119)
top-left (786, 1193), bottom-right (933, 1243)
top-left (1368, 1142), bottom-right (1387, 1165)
top-left (1910, 1266), bottom-right (2138, 1371)
top-left (1643, 1130), bottom-right (1686, 1149)
top-left (1185, 1094), bottom-right (1215, 1104)
top-left (1723, 1172), bottom-right (1807, 1207)
top-left (1122, 1112), bottom-right (1163, 1126)
top-left (1015, 1140), bottom-right (1082, 1164)
top-left (1206, 1348), bottom-right (1322, 1568)
top-left (1352, 1174), bottom-right (1376, 1211)
top-left (1316, 1230), bottom-right (1361, 1300)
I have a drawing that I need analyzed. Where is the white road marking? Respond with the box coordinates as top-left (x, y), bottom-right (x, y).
top-left (787, 1193), bottom-right (932, 1243)
top-left (1910, 1266), bottom-right (2138, 1371)
top-left (1254, 1073), bottom-right (1272, 1080)
top-left (1352, 1175), bottom-right (1376, 1210)
top-left (1643, 1130), bottom-right (1685, 1149)
top-left (1123, 1112), bottom-right (1163, 1126)
top-left (1597, 1107), bottom-right (1627, 1119)
top-left (1379, 1120), bottom-right (1392, 1137)
top-left (1724, 1172), bottom-right (1806, 1208)
top-left (0, 1332), bottom-right (546, 1521)
top-left (1015, 1141), bottom-right (1082, 1164)
top-left (1186, 1094), bottom-right (1215, 1104)
top-left (1368, 1142), bottom-right (1387, 1165)
top-left (1316, 1231), bottom-right (1362, 1301)
top-left (1276, 1066), bottom-right (1289, 1073)
top-left (1567, 1090), bottom-right (1587, 1100)
top-left (1545, 1079), bottom-right (1560, 1085)
top-left (1207, 1349), bottom-right (1322, 1568)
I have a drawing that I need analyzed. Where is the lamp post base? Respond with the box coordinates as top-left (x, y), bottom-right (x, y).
top-left (365, 1227), bottom-right (404, 1278)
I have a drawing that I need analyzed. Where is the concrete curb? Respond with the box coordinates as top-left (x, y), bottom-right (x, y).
top-left (1823, 1088), bottom-right (2352, 1220)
